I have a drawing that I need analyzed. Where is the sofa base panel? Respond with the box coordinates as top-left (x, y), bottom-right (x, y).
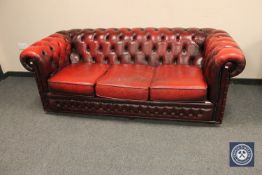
top-left (47, 94), bottom-right (215, 123)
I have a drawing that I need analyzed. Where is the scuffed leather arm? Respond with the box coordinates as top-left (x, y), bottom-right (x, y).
top-left (20, 33), bottom-right (71, 78)
top-left (203, 30), bottom-right (246, 80)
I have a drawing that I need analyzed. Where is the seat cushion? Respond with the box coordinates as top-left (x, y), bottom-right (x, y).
top-left (96, 64), bottom-right (155, 100)
top-left (48, 63), bottom-right (109, 95)
top-left (150, 65), bottom-right (207, 101)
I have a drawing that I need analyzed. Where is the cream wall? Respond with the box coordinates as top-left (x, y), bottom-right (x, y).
top-left (0, 0), bottom-right (262, 78)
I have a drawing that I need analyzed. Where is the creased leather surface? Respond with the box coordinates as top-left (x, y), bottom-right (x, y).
top-left (96, 64), bottom-right (154, 100)
top-left (150, 65), bottom-right (207, 101)
top-left (48, 63), bottom-right (109, 95)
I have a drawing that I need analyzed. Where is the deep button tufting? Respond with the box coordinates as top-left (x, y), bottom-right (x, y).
top-left (146, 34), bottom-right (151, 41)
top-left (49, 46), bottom-right (54, 51)
top-left (197, 113), bottom-right (203, 118)
top-left (190, 56), bottom-right (194, 65)
top-left (145, 55), bottom-right (150, 63)
top-left (176, 34), bottom-right (180, 41)
top-left (105, 33), bottom-right (110, 41)
top-left (160, 34), bottom-right (166, 41)
top-left (131, 55), bottom-right (135, 63)
top-left (182, 45), bottom-right (187, 53)
top-left (86, 45), bottom-right (90, 52)
top-left (118, 33), bottom-right (124, 41)
top-left (116, 56), bottom-right (120, 64)
top-left (124, 44), bottom-right (129, 52)
top-left (167, 44), bottom-right (172, 52)
top-left (159, 56), bottom-right (164, 64)
top-left (152, 44), bottom-right (158, 52)
top-left (81, 35), bottom-right (85, 41)
top-left (173, 57), bottom-right (178, 64)
top-left (71, 28), bottom-right (207, 66)
top-left (104, 56), bottom-right (109, 64)
top-left (42, 50), bottom-right (46, 56)
top-left (98, 45), bottom-right (103, 52)
top-left (110, 45), bottom-right (115, 52)
top-left (192, 35), bottom-right (196, 40)
top-left (132, 34), bottom-right (137, 40)
top-left (138, 43), bottom-right (142, 51)
top-left (93, 34), bottom-right (97, 40)
top-left (92, 56), bottom-right (98, 63)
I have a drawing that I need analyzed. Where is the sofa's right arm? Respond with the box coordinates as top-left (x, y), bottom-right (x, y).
top-left (204, 30), bottom-right (245, 80)
top-left (20, 33), bottom-right (71, 78)
top-left (203, 30), bottom-right (246, 122)
top-left (203, 30), bottom-right (245, 102)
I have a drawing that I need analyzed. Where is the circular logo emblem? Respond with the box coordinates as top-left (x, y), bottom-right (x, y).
top-left (231, 144), bottom-right (253, 166)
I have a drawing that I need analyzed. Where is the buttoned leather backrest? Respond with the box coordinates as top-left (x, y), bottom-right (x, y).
top-left (66, 28), bottom-right (211, 67)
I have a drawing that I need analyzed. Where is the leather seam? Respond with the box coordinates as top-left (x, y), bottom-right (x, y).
top-left (96, 84), bottom-right (149, 90)
top-left (48, 81), bottom-right (93, 86)
top-left (150, 87), bottom-right (207, 90)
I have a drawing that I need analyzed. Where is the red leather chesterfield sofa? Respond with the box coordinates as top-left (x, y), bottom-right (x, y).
top-left (20, 28), bottom-right (246, 123)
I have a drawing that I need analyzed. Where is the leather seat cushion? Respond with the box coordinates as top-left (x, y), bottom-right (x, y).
top-left (150, 65), bottom-right (207, 101)
top-left (96, 64), bottom-right (155, 100)
top-left (48, 63), bottom-right (109, 95)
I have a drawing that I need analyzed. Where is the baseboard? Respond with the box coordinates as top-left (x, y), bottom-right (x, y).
top-left (1, 71), bottom-right (262, 85)
top-left (231, 78), bottom-right (262, 85)
top-left (3, 71), bottom-right (33, 79)
top-left (0, 65), bottom-right (4, 80)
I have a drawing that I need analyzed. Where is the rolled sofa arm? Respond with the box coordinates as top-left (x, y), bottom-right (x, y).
top-left (20, 33), bottom-right (71, 77)
top-left (203, 30), bottom-right (246, 105)
top-left (203, 30), bottom-right (246, 81)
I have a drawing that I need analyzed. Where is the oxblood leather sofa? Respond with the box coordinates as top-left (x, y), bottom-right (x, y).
top-left (20, 28), bottom-right (246, 123)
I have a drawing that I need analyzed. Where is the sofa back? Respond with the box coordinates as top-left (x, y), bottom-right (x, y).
top-left (68, 28), bottom-right (211, 67)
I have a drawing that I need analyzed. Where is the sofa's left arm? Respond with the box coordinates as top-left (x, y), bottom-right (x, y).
top-left (20, 33), bottom-right (71, 77)
top-left (20, 33), bottom-right (71, 109)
